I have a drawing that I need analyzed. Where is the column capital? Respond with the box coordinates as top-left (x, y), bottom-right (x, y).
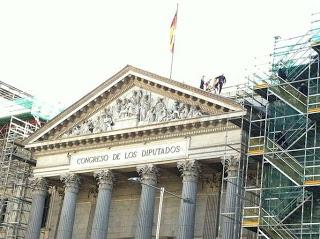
top-left (224, 156), bottom-right (239, 174)
top-left (177, 160), bottom-right (201, 182)
top-left (137, 164), bottom-right (159, 185)
top-left (94, 169), bottom-right (114, 190)
top-left (30, 177), bottom-right (48, 196)
top-left (60, 173), bottom-right (80, 194)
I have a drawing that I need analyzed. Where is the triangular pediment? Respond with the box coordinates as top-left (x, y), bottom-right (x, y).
top-left (24, 65), bottom-right (245, 145)
top-left (61, 86), bottom-right (209, 139)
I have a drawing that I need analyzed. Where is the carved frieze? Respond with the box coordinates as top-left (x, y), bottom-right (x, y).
top-left (63, 88), bottom-right (207, 138)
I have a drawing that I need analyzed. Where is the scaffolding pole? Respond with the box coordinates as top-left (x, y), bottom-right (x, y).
top-left (0, 116), bottom-right (38, 239)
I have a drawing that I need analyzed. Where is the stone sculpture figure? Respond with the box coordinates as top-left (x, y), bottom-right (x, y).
top-left (88, 119), bottom-right (95, 133)
top-left (140, 95), bottom-right (151, 121)
top-left (193, 107), bottom-right (203, 117)
top-left (130, 90), bottom-right (140, 106)
top-left (146, 106), bottom-right (156, 122)
top-left (171, 101), bottom-right (181, 120)
top-left (80, 120), bottom-right (89, 134)
top-left (103, 114), bottom-right (113, 131)
top-left (128, 98), bottom-right (140, 117)
top-left (180, 104), bottom-right (190, 119)
top-left (69, 126), bottom-right (77, 136)
top-left (93, 116), bottom-right (102, 133)
top-left (155, 98), bottom-right (167, 122)
top-left (63, 88), bottom-right (207, 137)
top-left (137, 90), bottom-right (143, 103)
top-left (114, 99), bottom-right (122, 118)
top-left (119, 99), bottom-right (129, 118)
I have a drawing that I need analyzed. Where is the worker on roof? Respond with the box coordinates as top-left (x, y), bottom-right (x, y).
top-left (205, 77), bottom-right (218, 94)
top-left (200, 75), bottom-right (205, 90)
top-left (214, 74), bottom-right (226, 94)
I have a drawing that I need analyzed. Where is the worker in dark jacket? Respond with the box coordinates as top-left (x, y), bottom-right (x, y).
top-left (298, 82), bottom-right (308, 96)
top-left (277, 68), bottom-right (287, 80)
top-left (215, 74), bottom-right (226, 94)
top-left (200, 75), bottom-right (205, 90)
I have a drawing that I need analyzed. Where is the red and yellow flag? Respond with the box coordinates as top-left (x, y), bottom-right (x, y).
top-left (169, 9), bottom-right (178, 53)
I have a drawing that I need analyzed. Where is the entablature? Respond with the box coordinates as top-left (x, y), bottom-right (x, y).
top-left (26, 111), bottom-right (243, 156)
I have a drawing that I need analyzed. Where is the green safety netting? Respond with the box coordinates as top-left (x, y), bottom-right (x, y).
top-left (311, 13), bottom-right (320, 42)
top-left (1, 97), bottom-right (63, 123)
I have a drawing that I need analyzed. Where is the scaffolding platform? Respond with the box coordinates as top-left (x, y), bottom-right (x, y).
top-left (241, 12), bottom-right (320, 239)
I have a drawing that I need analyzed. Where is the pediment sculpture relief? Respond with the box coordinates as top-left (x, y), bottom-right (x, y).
top-left (63, 88), bottom-right (207, 137)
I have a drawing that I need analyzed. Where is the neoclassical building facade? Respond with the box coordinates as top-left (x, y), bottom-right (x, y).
top-left (23, 66), bottom-right (246, 239)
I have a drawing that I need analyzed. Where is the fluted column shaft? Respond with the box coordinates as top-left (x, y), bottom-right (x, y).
top-left (176, 160), bottom-right (200, 239)
top-left (56, 174), bottom-right (80, 239)
top-left (222, 158), bottom-right (239, 239)
top-left (135, 165), bottom-right (159, 239)
top-left (90, 170), bottom-right (114, 239)
top-left (25, 178), bottom-right (48, 239)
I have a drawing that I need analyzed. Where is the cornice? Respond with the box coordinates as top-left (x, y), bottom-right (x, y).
top-left (30, 123), bottom-right (239, 157)
top-left (27, 109), bottom-right (244, 149)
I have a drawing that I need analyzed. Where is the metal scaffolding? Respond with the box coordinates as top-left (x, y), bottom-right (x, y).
top-left (241, 12), bottom-right (320, 239)
top-left (216, 82), bottom-right (249, 239)
top-left (0, 81), bottom-right (61, 238)
top-left (0, 117), bottom-right (38, 238)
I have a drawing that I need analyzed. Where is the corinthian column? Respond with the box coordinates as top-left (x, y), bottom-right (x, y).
top-left (176, 160), bottom-right (200, 239)
top-left (56, 173), bottom-right (81, 239)
top-left (25, 177), bottom-right (48, 239)
top-left (135, 164), bottom-right (159, 239)
top-left (90, 170), bottom-right (114, 239)
top-left (222, 156), bottom-right (240, 239)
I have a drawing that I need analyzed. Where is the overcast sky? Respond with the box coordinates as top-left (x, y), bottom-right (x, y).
top-left (1, 0), bottom-right (320, 108)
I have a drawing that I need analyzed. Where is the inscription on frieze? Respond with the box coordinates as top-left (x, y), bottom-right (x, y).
top-left (70, 140), bottom-right (188, 170)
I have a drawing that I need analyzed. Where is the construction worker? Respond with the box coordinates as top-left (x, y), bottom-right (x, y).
top-left (205, 77), bottom-right (218, 93)
top-left (214, 74), bottom-right (226, 94)
top-left (277, 68), bottom-right (287, 80)
top-left (276, 132), bottom-right (288, 149)
top-left (298, 82), bottom-right (308, 96)
top-left (200, 75), bottom-right (205, 90)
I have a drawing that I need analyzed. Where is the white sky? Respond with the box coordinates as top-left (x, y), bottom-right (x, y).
top-left (1, 0), bottom-right (320, 108)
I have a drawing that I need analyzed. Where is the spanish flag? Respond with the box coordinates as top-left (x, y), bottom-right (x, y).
top-left (169, 9), bottom-right (178, 53)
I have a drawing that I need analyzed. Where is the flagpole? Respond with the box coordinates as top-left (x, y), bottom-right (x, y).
top-left (169, 50), bottom-right (174, 80)
top-left (169, 3), bottom-right (178, 80)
